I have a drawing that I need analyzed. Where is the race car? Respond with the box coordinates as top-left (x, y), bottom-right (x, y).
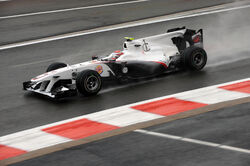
top-left (23, 27), bottom-right (207, 98)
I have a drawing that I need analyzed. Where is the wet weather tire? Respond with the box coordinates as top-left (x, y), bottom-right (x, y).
top-left (46, 62), bottom-right (67, 72)
top-left (76, 70), bottom-right (102, 96)
top-left (183, 46), bottom-right (207, 70)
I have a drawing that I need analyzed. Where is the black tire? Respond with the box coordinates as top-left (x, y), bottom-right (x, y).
top-left (46, 62), bottom-right (67, 72)
top-left (76, 70), bottom-right (102, 96)
top-left (182, 46), bottom-right (207, 70)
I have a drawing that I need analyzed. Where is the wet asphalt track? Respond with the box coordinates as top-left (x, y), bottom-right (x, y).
top-left (0, 0), bottom-right (250, 165)
top-left (0, 0), bottom-right (233, 45)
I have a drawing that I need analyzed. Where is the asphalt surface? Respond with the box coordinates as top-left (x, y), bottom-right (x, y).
top-left (1, 0), bottom-right (250, 137)
top-left (10, 102), bottom-right (250, 166)
top-left (0, 0), bottom-right (250, 164)
top-left (0, 0), bottom-right (234, 45)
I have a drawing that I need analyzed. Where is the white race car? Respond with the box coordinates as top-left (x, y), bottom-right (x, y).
top-left (23, 27), bottom-right (207, 98)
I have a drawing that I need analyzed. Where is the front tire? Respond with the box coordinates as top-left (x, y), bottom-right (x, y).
top-left (76, 70), bottom-right (102, 96)
top-left (46, 62), bottom-right (67, 72)
top-left (183, 46), bottom-right (207, 70)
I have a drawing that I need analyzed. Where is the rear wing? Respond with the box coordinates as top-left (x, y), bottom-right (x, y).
top-left (167, 27), bottom-right (204, 51)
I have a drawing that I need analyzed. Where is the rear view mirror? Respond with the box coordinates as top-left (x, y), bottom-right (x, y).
top-left (92, 56), bottom-right (98, 60)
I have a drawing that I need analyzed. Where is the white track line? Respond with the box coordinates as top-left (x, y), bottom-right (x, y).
top-left (0, 0), bottom-right (149, 20)
top-left (135, 129), bottom-right (250, 154)
top-left (10, 58), bottom-right (57, 68)
top-left (0, 1), bottom-right (250, 51)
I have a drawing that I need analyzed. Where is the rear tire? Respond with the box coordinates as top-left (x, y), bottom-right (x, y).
top-left (46, 62), bottom-right (67, 72)
top-left (76, 70), bottom-right (102, 96)
top-left (182, 46), bottom-right (207, 70)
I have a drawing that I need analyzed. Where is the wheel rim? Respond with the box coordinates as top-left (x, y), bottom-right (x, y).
top-left (85, 75), bottom-right (99, 91)
top-left (193, 53), bottom-right (204, 66)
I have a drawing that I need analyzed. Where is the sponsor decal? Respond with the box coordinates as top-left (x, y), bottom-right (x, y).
top-left (96, 65), bottom-right (103, 74)
top-left (193, 35), bottom-right (201, 43)
top-left (114, 50), bottom-right (124, 56)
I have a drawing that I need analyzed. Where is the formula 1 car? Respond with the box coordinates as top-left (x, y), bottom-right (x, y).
top-left (23, 27), bottom-right (207, 98)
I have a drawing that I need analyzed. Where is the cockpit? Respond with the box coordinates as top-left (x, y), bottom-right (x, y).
top-left (99, 37), bottom-right (152, 61)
